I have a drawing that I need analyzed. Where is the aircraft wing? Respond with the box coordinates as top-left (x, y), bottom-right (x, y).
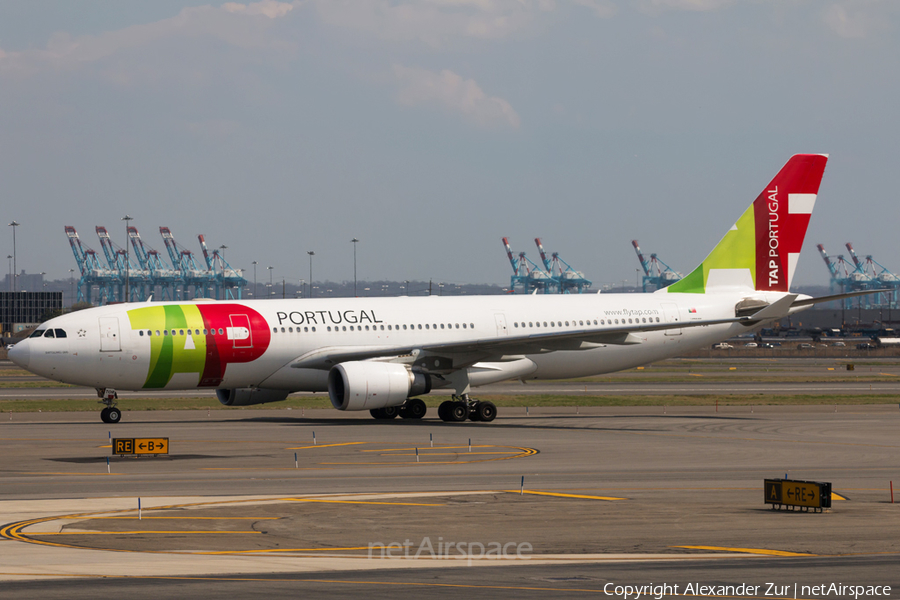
top-left (289, 312), bottom-right (762, 372)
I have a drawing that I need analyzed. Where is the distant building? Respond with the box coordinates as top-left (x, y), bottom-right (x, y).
top-left (2, 271), bottom-right (45, 293)
top-left (0, 292), bottom-right (63, 335)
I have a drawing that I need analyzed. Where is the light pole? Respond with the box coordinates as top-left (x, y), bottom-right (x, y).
top-left (404, 280), bottom-right (409, 296)
top-left (307, 251), bottom-right (314, 298)
top-left (267, 266), bottom-right (274, 298)
top-left (8, 221), bottom-right (19, 292)
top-left (351, 238), bottom-right (359, 297)
top-left (252, 261), bottom-right (258, 298)
top-left (121, 215), bottom-right (133, 302)
top-left (219, 245), bottom-right (227, 261)
top-left (299, 279), bottom-right (305, 298)
top-left (6, 255), bottom-right (11, 292)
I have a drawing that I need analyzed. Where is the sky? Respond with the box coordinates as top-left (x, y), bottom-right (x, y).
top-left (2, 0), bottom-right (899, 290)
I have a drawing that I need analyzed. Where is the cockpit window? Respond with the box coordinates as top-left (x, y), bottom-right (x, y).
top-left (30, 329), bottom-right (46, 338)
top-left (43, 329), bottom-right (55, 338)
top-left (54, 329), bottom-right (67, 338)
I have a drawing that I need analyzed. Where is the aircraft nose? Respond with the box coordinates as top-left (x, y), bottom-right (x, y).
top-left (8, 341), bottom-right (30, 369)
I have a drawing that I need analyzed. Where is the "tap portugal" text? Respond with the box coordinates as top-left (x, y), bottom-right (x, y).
top-left (767, 186), bottom-right (780, 287)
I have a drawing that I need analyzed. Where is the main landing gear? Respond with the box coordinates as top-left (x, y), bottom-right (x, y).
top-left (438, 394), bottom-right (496, 423)
top-left (369, 398), bottom-right (427, 420)
top-left (97, 388), bottom-right (122, 424)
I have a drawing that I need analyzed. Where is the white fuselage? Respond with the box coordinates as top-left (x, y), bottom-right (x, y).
top-left (11, 289), bottom-right (790, 395)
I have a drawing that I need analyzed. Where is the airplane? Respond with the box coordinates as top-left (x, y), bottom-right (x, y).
top-left (9, 154), bottom-right (874, 424)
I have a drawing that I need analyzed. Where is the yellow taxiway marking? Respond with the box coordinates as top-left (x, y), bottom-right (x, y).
top-left (675, 545), bottom-right (815, 557)
top-left (286, 442), bottom-right (368, 450)
top-left (385, 452), bottom-right (520, 456)
top-left (33, 531), bottom-right (261, 535)
top-left (92, 516), bottom-right (279, 520)
top-left (689, 373), bottom-right (703, 377)
top-left (504, 490), bottom-right (626, 501)
top-left (365, 445), bottom-right (492, 452)
top-left (197, 546), bottom-right (372, 555)
top-left (286, 498), bottom-right (443, 506)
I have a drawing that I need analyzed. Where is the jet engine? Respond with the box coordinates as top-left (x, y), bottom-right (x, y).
top-left (216, 388), bottom-right (291, 406)
top-left (328, 362), bottom-right (431, 411)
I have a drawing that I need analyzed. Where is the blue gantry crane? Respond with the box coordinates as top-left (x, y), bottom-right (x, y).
top-left (65, 226), bottom-right (118, 304)
top-left (502, 237), bottom-right (553, 294)
top-left (127, 226), bottom-right (182, 301)
top-left (534, 238), bottom-right (592, 294)
top-left (198, 234), bottom-right (248, 299)
top-left (632, 240), bottom-right (682, 292)
top-left (159, 226), bottom-right (216, 299)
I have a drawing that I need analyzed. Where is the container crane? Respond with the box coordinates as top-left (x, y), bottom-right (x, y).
top-left (846, 243), bottom-right (899, 308)
top-left (160, 226), bottom-right (214, 299)
top-left (198, 234), bottom-right (247, 299)
top-left (501, 237), bottom-right (552, 293)
top-left (535, 238), bottom-right (592, 293)
top-left (65, 226), bottom-right (115, 304)
top-left (128, 226), bottom-right (181, 301)
top-left (632, 240), bottom-right (681, 292)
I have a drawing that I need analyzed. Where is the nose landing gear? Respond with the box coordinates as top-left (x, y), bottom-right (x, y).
top-left (97, 388), bottom-right (122, 424)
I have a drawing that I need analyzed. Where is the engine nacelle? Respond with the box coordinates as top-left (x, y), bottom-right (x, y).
top-left (328, 362), bottom-right (431, 411)
top-left (216, 388), bottom-right (291, 407)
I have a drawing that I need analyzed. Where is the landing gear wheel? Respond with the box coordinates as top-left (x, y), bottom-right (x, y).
top-left (468, 401), bottom-right (482, 422)
top-left (438, 400), bottom-right (454, 422)
top-left (400, 398), bottom-right (427, 419)
top-left (98, 388), bottom-right (121, 424)
top-left (370, 407), bottom-right (399, 419)
top-left (448, 403), bottom-right (469, 422)
top-left (476, 401), bottom-right (497, 422)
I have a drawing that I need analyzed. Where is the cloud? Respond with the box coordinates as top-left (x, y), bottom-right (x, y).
top-left (223, 0), bottom-right (295, 19)
top-left (636, 0), bottom-right (734, 13)
top-left (393, 64), bottom-right (521, 129)
top-left (822, 2), bottom-right (889, 39)
top-left (570, 0), bottom-right (617, 18)
top-left (312, 0), bottom-right (541, 46)
top-left (0, 1), bottom-right (295, 74)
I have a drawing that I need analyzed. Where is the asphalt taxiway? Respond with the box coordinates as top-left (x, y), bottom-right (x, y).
top-left (2, 403), bottom-right (899, 598)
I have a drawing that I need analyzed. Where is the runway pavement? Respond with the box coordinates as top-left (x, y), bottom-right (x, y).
top-left (2, 403), bottom-right (899, 598)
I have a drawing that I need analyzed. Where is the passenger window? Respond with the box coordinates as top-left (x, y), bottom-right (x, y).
top-left (156, 330), bottom-right (161, 336)
top-left (441, 324), bottom-right (445, 329)
top-left (565, 321), bottom-right (569, 326)
top-left (594, 320), bottom-right (598, 325)
top-left (218, 328), bottom-right (224, 335)
top-left (164, 330), bottom-right (169, 336)
top-left (418, 324), bottom-right (422, 330)
top-left (272, 327), bottom-right (277, 333)
top-left (342, 326), bottom-right (347, 331)
top-left (463, 324), bottom-right (467, 329)
top-left (139, 330), bottom-right (144, 337)
top-left (350, 326), bottom-right (354, 331)
top-left (425, 324), bottom-right (430, 329)
top-left (327, 326), bottom-right (332, 332)
top-left (289, 327), bottom-right (293, 333)
top-left (514, 323), bottom-right (518, 328)
top-left (470, 323), bottom-right (474, 329)
top-left (311, 327), bottom-right (316, 332)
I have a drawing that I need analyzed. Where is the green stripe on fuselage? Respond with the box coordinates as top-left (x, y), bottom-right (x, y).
top-left (128, 305), bottom-right (208, 388)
